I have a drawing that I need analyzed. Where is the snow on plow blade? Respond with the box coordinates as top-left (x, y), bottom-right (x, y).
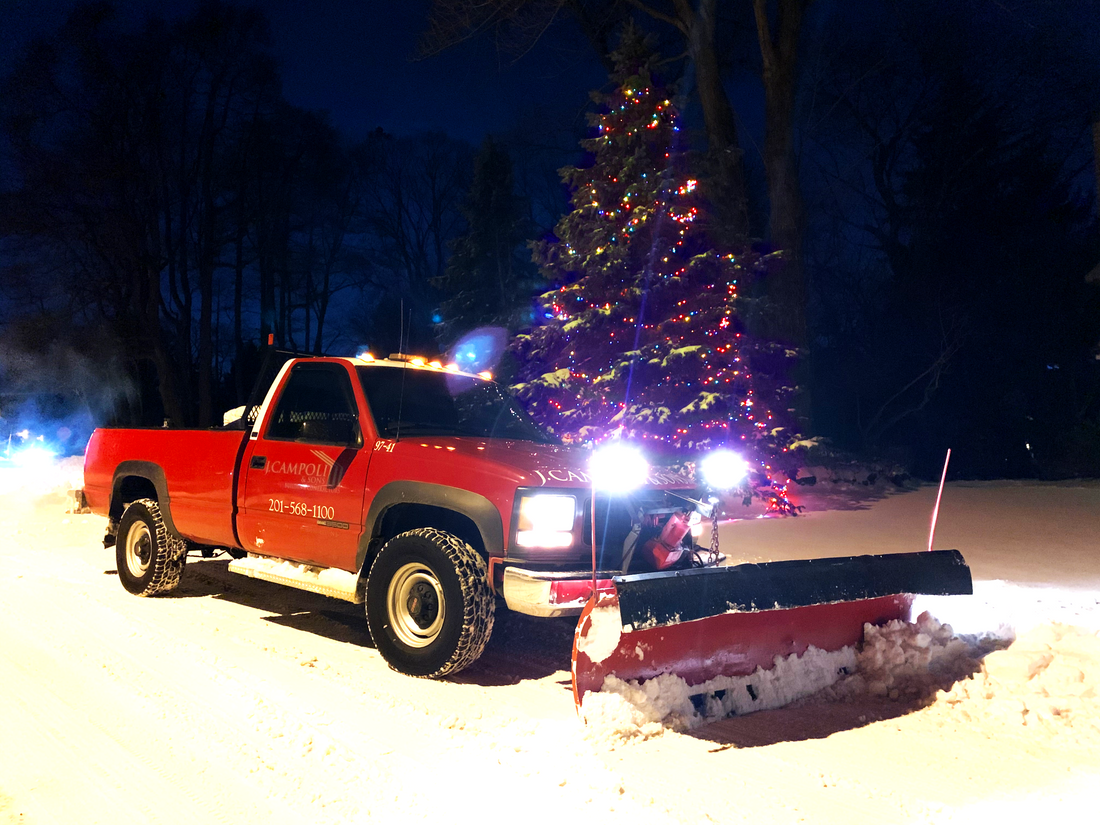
top-left (571, 549), bottom-right (972, 709)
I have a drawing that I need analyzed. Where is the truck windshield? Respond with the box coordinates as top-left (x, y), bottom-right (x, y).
top-left (356, 366), bottom-right (556, 444)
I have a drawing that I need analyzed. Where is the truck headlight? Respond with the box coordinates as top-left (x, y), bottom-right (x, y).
top-left (516, 494), bottom-right (576, 549)
top-left (700, 449), bottom-right (750, 490)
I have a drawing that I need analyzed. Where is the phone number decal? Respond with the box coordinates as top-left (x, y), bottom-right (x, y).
top-left (268, 499), bottom-right (336, 520)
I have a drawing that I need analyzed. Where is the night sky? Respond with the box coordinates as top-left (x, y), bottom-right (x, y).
top-left (1, 0), bottom-right (606, 142)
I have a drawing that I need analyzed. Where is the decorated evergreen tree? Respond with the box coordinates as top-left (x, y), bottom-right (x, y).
top-left (512, 35), bottom-right (800, 510)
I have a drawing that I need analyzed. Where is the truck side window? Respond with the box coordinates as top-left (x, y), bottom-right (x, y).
top-left (267, 364), bottom-right (363, 446)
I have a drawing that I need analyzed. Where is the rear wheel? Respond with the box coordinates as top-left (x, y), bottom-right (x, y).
top-left (365, 528), bottom-right (494, 678)
top-left (116, 499), bottom-right (185, 596)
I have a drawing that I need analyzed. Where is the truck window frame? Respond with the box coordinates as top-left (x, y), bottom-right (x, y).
top-left (263, 362), bottom-right (364, 447)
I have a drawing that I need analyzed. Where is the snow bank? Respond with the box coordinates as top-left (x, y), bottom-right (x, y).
top-left (936, 623), bottom-right (1100, 743)
top-left (581, 599), bottom-right (1100, 750)
top-left (820, 606), bottom-right (1100, 747)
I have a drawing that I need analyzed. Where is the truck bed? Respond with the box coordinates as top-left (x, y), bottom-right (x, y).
top-left (84, 428), bottom-right (247, 547)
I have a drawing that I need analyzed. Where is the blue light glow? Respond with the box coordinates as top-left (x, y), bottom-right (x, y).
top-left (448, 327), bottom-right (507, 373)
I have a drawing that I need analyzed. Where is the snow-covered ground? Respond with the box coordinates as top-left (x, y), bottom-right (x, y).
top-left (1, 461), bottom-right (1097, 823)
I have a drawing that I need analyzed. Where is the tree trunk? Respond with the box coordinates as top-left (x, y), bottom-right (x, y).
top-left (1093, 118), bottom-right (1100, 204)
top-left (304, 227), bottom-right (314, 351)
top-left (141, 265), bottom-right (187, 426)
top-left (1087, 118), bottom-right (1100, 286)
top-left (685, 0), bottom-right (751, 241)
top-left (197, 162), bottom-right (216, 427)
top-left (753, 0), bottom-right (808, 347)
top-left (279, 209), bottom-right (293, 349)
top-left (234, 188), bottom-right (247, 403)
top-left (257, 171), bottom-right (277, 345)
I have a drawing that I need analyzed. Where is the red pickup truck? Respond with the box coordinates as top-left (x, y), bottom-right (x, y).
top-left (84, 354), bottom-right (709, 679)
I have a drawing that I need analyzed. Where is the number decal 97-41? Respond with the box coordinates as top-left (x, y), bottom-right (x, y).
top-left (268, 499), bottom-right (335, 521)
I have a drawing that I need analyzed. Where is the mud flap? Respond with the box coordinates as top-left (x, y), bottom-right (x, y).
top-left (571, 549), bottom-right (972, 710)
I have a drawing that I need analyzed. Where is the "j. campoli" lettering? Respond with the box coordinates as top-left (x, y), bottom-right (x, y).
top-left (266, 460), bottom-right (330, 477)
top-left (533, 469), bottom-right (591, 485)
top-left (264, 448), bottom-right (347, 489)
top-left (532, 468), bottom-right (692, 486)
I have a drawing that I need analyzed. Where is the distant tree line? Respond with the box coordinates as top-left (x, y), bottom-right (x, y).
top-left (0, 2), bottom-right (546, 428)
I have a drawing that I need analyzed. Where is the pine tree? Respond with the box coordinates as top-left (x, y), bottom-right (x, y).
top-left (512, 35), bottom-right (799, 505)
top-left (433, 137), bottom-right (536, 342)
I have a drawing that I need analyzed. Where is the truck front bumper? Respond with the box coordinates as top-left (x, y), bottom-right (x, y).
top-left (500, 566), bottom-right (616, 618)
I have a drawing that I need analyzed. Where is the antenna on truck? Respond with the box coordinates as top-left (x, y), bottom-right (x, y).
top-left (393, 301), bottom-right (410, 443)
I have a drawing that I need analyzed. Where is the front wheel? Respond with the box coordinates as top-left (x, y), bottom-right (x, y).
top-left (116, 498), bottom-right (185, 596)
top-left (365, 528), bottom-right (494, 678)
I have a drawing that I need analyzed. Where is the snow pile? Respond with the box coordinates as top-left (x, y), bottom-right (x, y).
top-left (579, 611), bottom-right (980, 742)
top-left (819, 612), bottom-right (980, 704)
top-left (581, 645), bottom-right (857, 742)
top-left (819, 607), bottom-right (1100, 746)
top-left (580, 611), bottom-right (984, 742)
top-left (936, 623), bottom-right (1100, 742)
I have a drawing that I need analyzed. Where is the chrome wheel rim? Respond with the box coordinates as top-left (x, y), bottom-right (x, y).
top-left (387, 562), bottom-right (445, 648)
top-left (125, 522), bottom-right (153, 578)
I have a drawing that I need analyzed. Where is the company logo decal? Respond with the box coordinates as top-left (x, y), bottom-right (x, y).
top-left (264, 448), bottom-right (354, 488)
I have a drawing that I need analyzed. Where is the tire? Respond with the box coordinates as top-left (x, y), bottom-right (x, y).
top-left (116, 498), bottom-right (186, 596)
top-left (365, 528), bottom-right (494, 678)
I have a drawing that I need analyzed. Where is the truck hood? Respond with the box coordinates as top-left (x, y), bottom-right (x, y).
top-left (393, 436), bottom-right (695, 490)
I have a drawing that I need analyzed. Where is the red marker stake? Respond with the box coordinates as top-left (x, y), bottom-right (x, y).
top-left (928, 449), bottom-right (951, 553)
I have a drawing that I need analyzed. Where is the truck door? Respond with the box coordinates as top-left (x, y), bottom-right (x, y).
top-left (238, 361), bottom-right (370, 570)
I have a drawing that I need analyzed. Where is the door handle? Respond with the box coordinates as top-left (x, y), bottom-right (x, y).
top-left (250, 455), bottom-right (266, 469)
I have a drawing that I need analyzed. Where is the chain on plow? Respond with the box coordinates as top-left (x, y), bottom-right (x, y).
top-left (692, 501), bottom-right (723, 567)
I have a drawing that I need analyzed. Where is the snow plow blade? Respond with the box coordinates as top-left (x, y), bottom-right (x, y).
top-left (571, 549), bottom-right (972, 709)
